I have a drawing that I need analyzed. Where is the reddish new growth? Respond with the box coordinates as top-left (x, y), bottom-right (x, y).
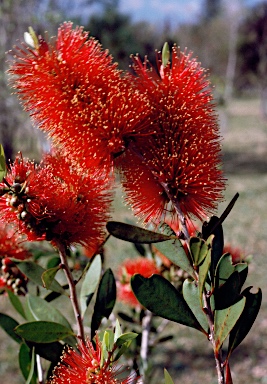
top-left (48, 337), bottom-right (138, 384)
top-left (119, 47), bottom-right (225, 225)
top-left (117, 257), bottom-right (160, 308)
top-left (9, 22), bottom-right (154, 169)
top-left (0, 152), bottom-right (112, 252)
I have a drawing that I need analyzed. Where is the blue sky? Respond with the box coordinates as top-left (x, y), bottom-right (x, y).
top-left (117, 0), bottom-right (264, 25)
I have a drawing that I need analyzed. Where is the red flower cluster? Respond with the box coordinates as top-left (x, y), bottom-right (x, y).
top-left (0, 152), bottom-right (112, 252)
top-left (8, 22), bottom-right (225, 228)
top-left (9, 22), bottom-right (154, 170)
top-left (117, 257), bottom-right (160, 308)
top-left (119, 48), bottom-right (225, 224)
top-left (48, 337), bottom-right (139, 384)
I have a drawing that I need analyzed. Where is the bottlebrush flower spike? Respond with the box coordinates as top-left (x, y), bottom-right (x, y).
top-left (117, 257), bottom-right (160, 308)
top-left (0, 152), bottom-right (112, 252)
top-left (9, 22), bottom-right (155, 169)
top-left (119, 46), bottom-right (225, 225)
top-left (48, 337), bottom-right (139, 384)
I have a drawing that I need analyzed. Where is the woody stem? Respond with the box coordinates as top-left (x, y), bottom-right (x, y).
top-left (57, 242), bottom-right (85, 343)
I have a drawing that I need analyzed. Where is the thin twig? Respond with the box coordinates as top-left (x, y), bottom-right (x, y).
top-left (36, 354), bottom-right (44, 384)
top-left (57, 242), bottom-right (85, 343)
top-left (140, 310), bottom-right (153, 383)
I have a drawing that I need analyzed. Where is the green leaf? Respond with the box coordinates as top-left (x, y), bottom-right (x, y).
top-left (227, 287), bottom-right (262, 358)
top-left (15, 321), bottom-right (75, 343)
top-left (16, 262), bottom-right (65, 295)
top-left (164, 368), bottom-right (175, 384)
top-left (115, 332), bottom-right (138, 347)
top-left (27, 295), bottom-right (76, 346)
top-left (154, 239), bottom-right (195, 278)
top-left (214, 253), bottom-right (235, 288)
top-left (106, 221), bottom-right (173, 243)
top-left (46, 257), bottom-right (60, 269)
top-left (182, 279), bottom-right (209, 333)
top-left (80, 254), bottom-right (102, 317)
top-left (19, 344), bottom-right (37, 383)
top-left (214, 297), bottom-right (246, 352)
top-left (190, 237), bottom-right (209, 267)
top-left (114, 319), bottom-right (122, 343)
top-left (0, 313), bottom-right (21, 343)
top-left (198, 248), bottom-right (212, 305)
top-left (91, 269), bottom-right (116, 338)
top-left (202, 216), bottom-right (224, 280)
top-left (0, 144), bottom-right (7, 182)
top-left (25, 347), bottom-right (36, 384)
top-left (131, 274), bottom-right (204, 332)
top-left (214, 271), bottom-right (243, 310)
top-left (41, 266), bottom-right (60, 290)
top-left (7, 290), bottom-right (26, 319)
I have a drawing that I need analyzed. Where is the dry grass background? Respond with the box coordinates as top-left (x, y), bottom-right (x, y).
top-left (0, 97), bottom-right (267, 383)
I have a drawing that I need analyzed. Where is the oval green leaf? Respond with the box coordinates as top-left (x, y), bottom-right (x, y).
top-left (80, 254), bottom-right (102, 317)
top-left (0, 313), bottom-right (21, 343)
top-left (15, 321), bottom-right (74, 343)
top-left (131, 274), bottom-right (204, 332)
top-left (227, 287), bottom-right (262, 358)
top-left (41, 266), bottom-right (60, 290)
top-left (214, 297), bottom-right (246, 352)
top-left (154, 239), bottom-right (195, 278)
top-left (106, 221), bottom-right (173, 243)
top-left (182, 279), bottom-right (209, 333)
top-left (7, 290), bottom-right (26, 319)
top-left (91, 268), bottom-right (116, 338)
top-left (19, 344), bottom-right (37, 383)
top-left (16, 262), bottom-right (65, 294)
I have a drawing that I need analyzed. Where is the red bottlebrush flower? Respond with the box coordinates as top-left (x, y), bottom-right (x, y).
top-left (48, 337), bottom-right (139, 384)
top-left (0, 223), bottom-right (31, 260)
top-left (117, 257), bottom-right (160, 307)
top-left (0, 152), bottom-right (112, 252)
top-left (119, 47), bottom-right (225, 225)
top-left (9, 22), bottom-right (154, 169)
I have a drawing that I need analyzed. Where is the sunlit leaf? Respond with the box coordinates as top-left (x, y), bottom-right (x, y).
top-left (183, 279), bottom-right (209, 333)
top-left (106, 221), bottom-right (173, 243)
top-left (164, 368), bottom-right (175, 384)
top-left (131, 274), bottom-right (204, 332)
top-left (214, 297), bottom-right (246, 352)
top-left (91, 269), bottom-right (116, 338)
top-left (41, 266), bottom-right (60, 290)
top-left (15, 321), bottom-right (74, 343)
top-left (16, 262), bottom-right (65, 294)
top-left (115, 332), bottom-right (138, 347)
top-left (190, 237), bottom-right (209, 267)
top-left (0, 144), bottom-right (7, 182)
top-left (227, 287), bottom-right (262, 358)
top-left (80, 255), bottom-right (102, 317)
top-left (154, 239), bottom-right (195, 278)
top-left (162, 42), bottom-right (170, 67)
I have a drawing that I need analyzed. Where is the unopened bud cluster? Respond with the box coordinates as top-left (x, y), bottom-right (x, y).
top-left (0, 257), bottom-right (28, 295)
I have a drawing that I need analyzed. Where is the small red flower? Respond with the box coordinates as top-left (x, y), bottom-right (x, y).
top-left (117, 257), bottom-right (160, 307)
top-left (119, 47), bottom-right (225, 224)
top-left (0, 152), bottom-right (112, 252)
top-left (9, 22), bottom-right (154, 169)
top-left (48, 337), bottom-right (138, 384)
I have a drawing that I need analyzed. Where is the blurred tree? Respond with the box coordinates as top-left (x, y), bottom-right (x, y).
top-left (236, 1), bottom-right (267, 117)
top-left (85, 3), bottom-right (164, 69)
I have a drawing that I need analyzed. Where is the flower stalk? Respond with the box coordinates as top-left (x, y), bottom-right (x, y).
top-left (56, 242), bottom-right (85, 343)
